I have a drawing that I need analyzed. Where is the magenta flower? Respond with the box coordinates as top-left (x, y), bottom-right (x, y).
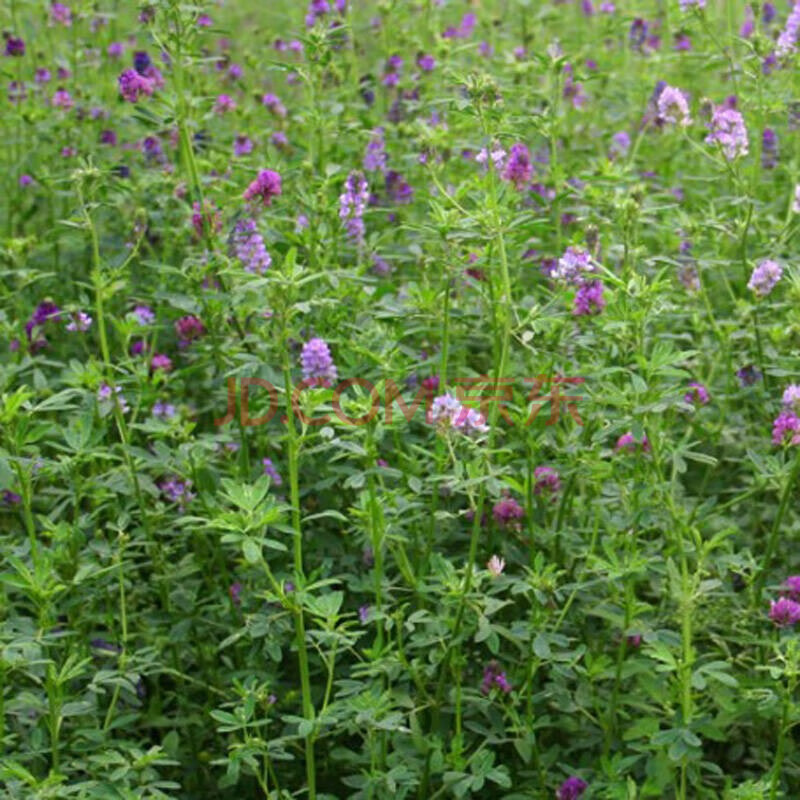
top-left (502, 143), bottom-right (533, 190)
top-left (243, 169), bottom-right (282, 208)
top-left (150, 354), bottom-right (173, 372)
top-left (52, 88), bottom-right (73, 109)
top-left (769, 597), bottom-right (800, 627)
top-left (492, 495), bottom-right (524, 528)
top-left (50, 3), bottom-right (73, 26)
top-left (772, 410), bottom-right (800, 446)
top-left (782, 576), bottom-right (800, 600)
top-left (214, 94), bottom-right (236, 114)
top-left (175, 315), bottom-right (206, 347)
top-left (615, 432), bottom-right (650, 453)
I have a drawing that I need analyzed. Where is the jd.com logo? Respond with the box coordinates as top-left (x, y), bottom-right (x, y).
top-left (214, 375), bottom-right (585, 427)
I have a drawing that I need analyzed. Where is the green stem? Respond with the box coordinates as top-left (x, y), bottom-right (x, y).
top-left (281, 320), bottom-right (316, 800)
top-left (757, 451), bottom-right (800, 602)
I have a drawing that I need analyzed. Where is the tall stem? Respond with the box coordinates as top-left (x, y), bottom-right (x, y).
top-left (281, 320), bottom-right (316, 800)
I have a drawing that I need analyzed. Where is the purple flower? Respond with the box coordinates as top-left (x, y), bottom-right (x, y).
top-left (657, 85), bottom-right (691, 126)
top-left (339, 171), bottom-right (369, 241)
top-left (1, 490), bottom-right (22, 505)
top-left (50, 3), bottom-right (72, 26)
top-left (427, 394), bottom-right (489, 435)
top-left (480, 661), bottom-right (512, 696)
top-left (772, 410), bottom-right (800, 446)
top-left (554, 246), bottom-right (595, 285)
top-left (629, 18), bottom-right (647, 50)
top-left (534, 466), bottom-right (561, 496)
top-left (737, 364), bottom-right (761, 387)
top-left (229, 582), bottom-right (243, 606)
top-left (52, 88), bottom-right (73, 109)
top-left (674, 33), bottom-right (692, 51)
top-left (762, 128), bottom-right (778, 169)
top-left (782, 576), bottom-right (800, 600)
top-left (151, 353), bottom-right (172, 372)
top-left (748, 259), bottom-right (782, 297)
top-left (107, 42), bottom-right (123, 58)
top-left (679, 0), bottom-right (705, 9)
top-left (243, 170), bottom-right (282, 208)
top-left (777, 2), bottom-right (800, 58)
top-left (4, 34), bottom-right (25, 57)
top-left (232, 218), bottom-right (272, 274)
top-left (740, 5), bottom-right (755, 38)
top-left (492, 495), bottom-right (524, 528)
top-left (262, 93), bottom-right (287, 117)
top-left (363, 128), bottom-right (387, 172)
top-left (502, 143), bottom-right (533, 190)
top-left (152, 401), bottom-right (176, 419)
top-left (214, 94), bottom-right (236, 114)
top-left (301, 338), bottom-right (338, 385)
top-left (65, 311), bottom-right (92, 332)
top-left (271, 131), bottom-right (289, 149)
top-left (358, 604), bottom-right (370, 624)
top-left (263, 458), bottom-right (283, 486)
top-left (782, 385), bottom-right (800, 411)
top-left (705, 106), bottom-right (749, 160)
top-left (615, 432), bottom-right (650, 453)
top-left (25, 301), bottom-right (60, 344)
top-left (763, 3), bottom-right (776, 25)
top-left (417, 53), bottom-right (435, 72)
top-left (573, 280), bottom-right (605, 316)
top-left (610, 131), bottom-right (631, 159)
top-left (159, 477), bottom-right (194, 510)
top-left (769, 597), bottom-right (800, 626)
top-left (684, 382), bottom-right (710, 406)
top-left (174, 315), bottom-right (205, 346)
top-left (118, 69), bottom-right (154, 102)
top-left (385, 171), bottom-right (413, 205)
top-left (132, 305), bottom-right (155, 325)
top-left (97, 383), bottom-right (129, 414)
top-left (234, 134), bottom-right (253, 157)
top-left (562, 63), bottom-right (588, 108)
top-left (557, 777), bottom-right (588, 800)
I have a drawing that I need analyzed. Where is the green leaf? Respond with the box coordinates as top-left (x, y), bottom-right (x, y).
top-left (242, 539), bottom-right (261, 564)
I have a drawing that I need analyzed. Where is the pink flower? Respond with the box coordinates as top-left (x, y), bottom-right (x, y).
top-left (487, 555), bottom-right (506, 576)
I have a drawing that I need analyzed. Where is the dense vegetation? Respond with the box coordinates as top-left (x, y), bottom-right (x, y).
top-left (2, 1), bottom-right (800, 797)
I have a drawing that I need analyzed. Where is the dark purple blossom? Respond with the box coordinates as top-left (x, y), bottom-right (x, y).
top-left (557, 777), bottom-right (588, 800)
